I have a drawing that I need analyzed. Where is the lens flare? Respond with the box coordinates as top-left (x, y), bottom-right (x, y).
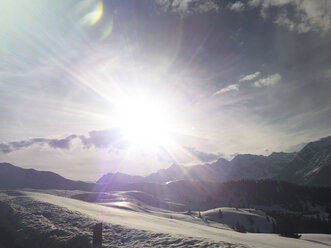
top-left (80, 1), bottom-right (103, 27)
top-left (90, 1), bottom-right (103, 26)
top-left (101, 16), bottom-right (113, 40)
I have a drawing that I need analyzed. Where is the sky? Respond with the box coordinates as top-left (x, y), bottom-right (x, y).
top-left (1, 0), bottom-right (331, 181)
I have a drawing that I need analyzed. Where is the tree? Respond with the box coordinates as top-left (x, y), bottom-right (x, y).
top-left (274, 215), bottom-right (301, 239)
top-left (235, 222), bottom-right (246, 233)
top-left (218, 209), bottom-right (223, 218)
top-left (248, 215), bottom-right (254, 225)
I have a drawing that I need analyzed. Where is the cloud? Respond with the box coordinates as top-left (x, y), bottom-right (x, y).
top-left (253, 73), bottom-right (281, 87)
top-left (0, 136), bottom-right (77, 153)
top-left (0, 144), bottom-right (12, 154)
top-left (227, 1), bottom-right (245, 12)
top-left (48, 135), bottom-right (78, 149)
top-left (214, 72), bottom-right (280, 96)
top-left (0, 130), bottom-right (128, 154)
top-left (239, 71), bottom-right (261, 82)
top-left (214, 84), bottom-right (239, 95)
top-left (155, 0), bottom-right (219, 14)
top-left (248, 0), bottom-right (331, 33)
top-left (214, 71), bottom-right (261, 95)
top-left (184, 146), bottom-right (223, 162)
top-left (79, 130), bottom-right (128, 149)
top-left (284, 141), bottom-right (307, 152)
top-left (156, 0), bottom-right (331, 33)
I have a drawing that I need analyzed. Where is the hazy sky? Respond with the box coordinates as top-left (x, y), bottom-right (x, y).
top-left (1, 0), bottom-right (331, 180)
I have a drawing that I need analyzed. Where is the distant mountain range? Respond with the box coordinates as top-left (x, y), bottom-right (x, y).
top-left (98, 135), bottom-right (331, 187)
top-left (97, 152), bottom-right (295, 184)
top-left (1, 135), bottom-right (331, 188)
top-left (0, 162), bottom-right (92, 190)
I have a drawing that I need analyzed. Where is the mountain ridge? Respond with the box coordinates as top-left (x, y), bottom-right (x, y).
top-left (96, 135), bottom-right (331, 186)
top-left (277, 136), bottom-right (331, 186)
top-left (0, 162), bottom-right (92, 190)
top-left (97, 151), bottom-right (297, 184)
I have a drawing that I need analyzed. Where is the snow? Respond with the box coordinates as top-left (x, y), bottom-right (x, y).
top-left (201, 207), bottom-right (273, 233)
top-left (1, 190), bottom-right (330, 248)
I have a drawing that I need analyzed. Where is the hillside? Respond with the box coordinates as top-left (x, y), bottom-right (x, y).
top-left (278, 136), bottom-right (331, 186)
top-left (1, 191), bottom-right (330, 248)
top-left (95, 179), bottom-right (331, 234)
top-left (97, 172), bottom-right (145, 184)
top-left (0, 163), bottom-right (92, 190)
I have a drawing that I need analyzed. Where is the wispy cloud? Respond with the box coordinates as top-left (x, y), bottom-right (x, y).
top-left (239, 71), bottom-right (261, 82)
top-left (248, 0), bottom-right (331, 34)
top-left (214, 71), bottom-right (260, 95)
top-left (79, 130), bottom-right (127, 149)
top-left (0, 130), bottom-right (128, 154)
top-left (155, 0), bottom-right (219, 14)
top-left (214, 71), bottom-right (280, 95)
top-left (214, 84), bottom-right (239, 95)
top-left (184, 146), bottom-right (223, 162)
top-left (0, 135), bottom-right (77, 153)
top-left (254, 73), bottom-right (281, 87)
top-left (227, 1), bottom-right (245, 12)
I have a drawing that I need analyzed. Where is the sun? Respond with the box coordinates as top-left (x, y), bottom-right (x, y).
top-left (116, 93), bottom-right (174, 150)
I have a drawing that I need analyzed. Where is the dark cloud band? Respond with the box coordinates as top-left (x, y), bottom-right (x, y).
top-left (0, 130), bottom-right (127, 154)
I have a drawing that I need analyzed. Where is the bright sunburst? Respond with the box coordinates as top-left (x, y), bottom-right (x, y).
top-left (116, 93), bottom-right (174, 151)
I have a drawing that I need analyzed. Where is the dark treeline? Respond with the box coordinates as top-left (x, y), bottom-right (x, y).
top-left (217, 180), bottom-right (331, 211)
top-left (217, 180), bottom-right (331, 234)
top-left (270, 211), bottom-right (331, 235)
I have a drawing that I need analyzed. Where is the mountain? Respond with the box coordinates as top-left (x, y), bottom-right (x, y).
top-left (96, 135), bottom-right (331, 187)
top-left (97, 172), bottom-right (145, 184)
top-left (145, 163), bottom-right (190, 183)
top-left (278, 136), bottom-right (331, 186)
top-left (96, 160), bottom-right (229, 185)
top-left (147, 153), bottom-right (295, 183)
top-left (186, 158), bottom-right (230, 182)
top-left (0, 162), bottom-right (92, 190)
top-left (227, 152), bottom-right (296, 181)
top-left (97, 152), bottom-right (295, 184)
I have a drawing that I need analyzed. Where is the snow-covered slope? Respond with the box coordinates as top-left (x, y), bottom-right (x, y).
top-left (71, 190), bottom-right (186, 211)
top-left (201, 207), bottom-right (273, 233)
top-left (1, 190), bottom-right (330, 248)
